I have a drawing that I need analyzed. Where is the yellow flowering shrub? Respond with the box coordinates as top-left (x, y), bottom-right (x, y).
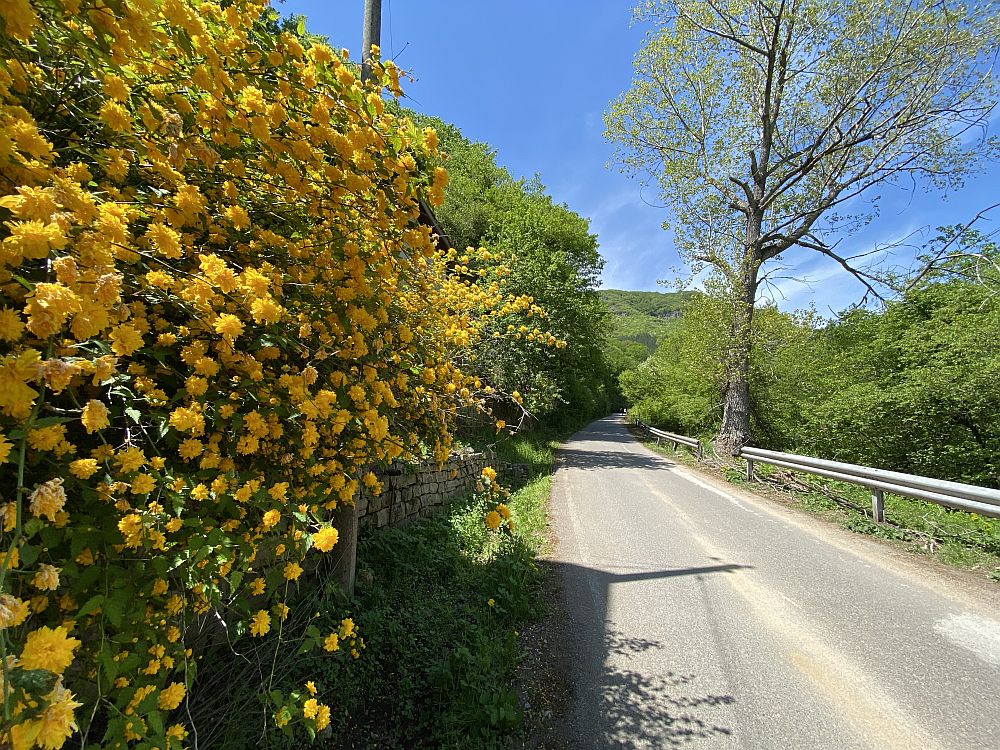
top-left (0, 1), bottom-right (557, 746)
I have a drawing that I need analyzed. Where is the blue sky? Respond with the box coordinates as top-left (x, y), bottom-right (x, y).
top-left (279, 1), bottom-right (998, 315)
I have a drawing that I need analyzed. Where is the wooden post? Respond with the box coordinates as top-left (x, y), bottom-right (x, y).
top-left (331, 501), bottom-right (358, 595)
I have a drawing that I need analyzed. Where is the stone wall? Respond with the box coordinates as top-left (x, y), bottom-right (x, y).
top-left (356, 450), bottom-right (496, 531)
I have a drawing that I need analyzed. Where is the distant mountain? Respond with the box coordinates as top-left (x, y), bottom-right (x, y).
top-left (599, 289), bottom-right (695, 318)
top-left (599, 289), bottom-right (697, 356)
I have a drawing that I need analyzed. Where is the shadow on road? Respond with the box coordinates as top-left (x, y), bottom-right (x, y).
top-left (557, 417), bottom-right (676, 473)
top-left (552, 558), bottom-right (746, 748)
top-left (557, 447), bottom-right (671, 472)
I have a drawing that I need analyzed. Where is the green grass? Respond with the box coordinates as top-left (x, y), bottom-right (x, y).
top-left (637, 433), bottom-right (1000, 581)
top-left (201, 429), bottom-right (560, 749)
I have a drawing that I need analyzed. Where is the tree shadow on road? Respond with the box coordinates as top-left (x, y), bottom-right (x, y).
top-left (556, 417), bottom-right (679, 473)
top-left (544, 559), bottom-right (747, 749)
top-left (598, 627), bottom-right (735, 748)
top-left (556, 447), bottom-right (672, 472)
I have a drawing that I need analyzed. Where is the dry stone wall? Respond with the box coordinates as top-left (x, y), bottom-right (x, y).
top-left (357, 450), bottom-right (496, 531)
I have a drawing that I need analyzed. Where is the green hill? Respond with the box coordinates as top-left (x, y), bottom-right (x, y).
top-left (599, 289), bottom-right (696, 355)
top-left (599, 289), bottom-right (694, 318)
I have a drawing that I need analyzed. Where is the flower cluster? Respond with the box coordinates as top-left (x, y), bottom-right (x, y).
top-left (479, 467), bottom-right (515, 534)
top-left (0, 1), bottom-right (558, 747)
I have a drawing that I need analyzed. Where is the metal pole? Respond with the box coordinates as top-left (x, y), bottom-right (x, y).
top-left (746, 459), bottom-right (754, 481)
top-left (871, 488), bottom-right (885, 524)
top-left (361, 0), bottom-right (382, 83)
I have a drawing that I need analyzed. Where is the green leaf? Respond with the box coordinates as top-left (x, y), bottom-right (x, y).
top-left (18, 544), bottom-right (39, 568)
top-left (77, 595), bottom-right (104, 617)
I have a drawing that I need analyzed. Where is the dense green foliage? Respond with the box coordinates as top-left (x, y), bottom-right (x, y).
top-left (622, 234), bottom-right (1000, 488)
top-left (599, 289), bottom-right (692, 357)
top-left (200, 466), bottom-right (552, 750)
top-left (599, 289), bottom-right (692, 318)
top-left (415, 115), bottom-right (615, 429)
top-left (606, 0), bottom-right (1000, 453)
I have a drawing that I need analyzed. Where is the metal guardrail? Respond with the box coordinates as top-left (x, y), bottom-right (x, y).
top-left (631, 418), bottom-right (703, 459)
top-left (625, 415), bottom-right (1000, 522)
top-left (741, 446), bottom-right (1000, 522)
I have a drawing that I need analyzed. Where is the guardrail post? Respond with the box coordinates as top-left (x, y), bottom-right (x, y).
top-left (696, 442), bottom-right (703, 460)
top-left (745, 458), bottom-right (754, 481)
top-left (871, 488), bottom-right (885, 524)
top-left (671, 440), bottom-right (677, 451)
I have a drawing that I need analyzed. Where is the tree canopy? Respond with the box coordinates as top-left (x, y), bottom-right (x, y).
top-left (606, 0), bottom-right (1000, 452)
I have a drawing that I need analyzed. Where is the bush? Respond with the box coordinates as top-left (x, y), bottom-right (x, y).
top-left (0, 2), bottom-right (557, 746)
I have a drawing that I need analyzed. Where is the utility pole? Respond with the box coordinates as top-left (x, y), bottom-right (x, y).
top-left (361, 0), bottom-right (382, 83)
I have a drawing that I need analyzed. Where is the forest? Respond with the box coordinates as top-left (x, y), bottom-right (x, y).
top-left (619, 233), bottom-right (1000, 489)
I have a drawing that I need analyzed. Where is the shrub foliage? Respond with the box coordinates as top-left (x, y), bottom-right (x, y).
top-left (0, 1), bottom-right (555, 746)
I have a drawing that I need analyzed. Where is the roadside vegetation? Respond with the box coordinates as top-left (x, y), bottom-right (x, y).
top-left (638, 435), bottom-right (1000, 582)
top-left (194, 426), bottom-right (562, 750)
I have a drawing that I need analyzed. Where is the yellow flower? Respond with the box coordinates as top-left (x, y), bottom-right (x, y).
top-left (32, 564), bottom-right (60, 591)
top-left (322, 633), bottom-right (339, 652)
top-left (250, 610), bottom-right (270, 636)
top-left (80, 399), bottom-right (110, 433)
top-left (29, 478), bottom-right (67, 521)
top-left (109, 325), bottom-right (144, 356)
top-left (481, 466), bottom-right (497, 482)
top-left (496, 503), bottom-right (510, 520)
top-left (167, 724), bottom-right (188, 742)
top-left (0, 308), bottom-right (24, 342)
top-left (0, 594), bottom-right (30, 629)
top-left (315, 703), bottom-right (331, 731)
top-left (303, 698), bottom-right (319, 719)
top-left (487, 598), bottom-right (495, 607)
top-left (102, 74), bottom-right (130, 101)
top-left (311, 526), bottom-right (339, 552)
top-left (178, 438), bottom-right (203, 459)
top-left (145, 222), bottom-right (183, 259)
top-left (283, 562), bottom-right (303, 581)
top-left (15, 681), bottom-right (82, 750)
top-left (0, 432), bottom-right (12, 464)
top-left (261, 509), bottom-right (280, 529)
top-left (130, 473), bottom-right (156, 494)
top-left (69, 458), bottom-right (99, 479)
top-left (484, 511), bottom-right (502, 531)
top-left (20, 625), bottom-right (81, 674)
top-left (158, 681), bottom-right (186, 710)
top-left (250, 577), bottom-right (266, 596)
top-left (339, 618), bottom-right (356, 638)
top-left (118, 513), bottom-right (144, 548)
top-left (99, 100), bottom-right (131, 132)
top-left (0, 0), bottom-right (39, 40)
top-left (224, 205), bottom-right (250, 229)
top-left (305, 680), bottom-right (317, 696)
top-left (214, 313), bottom-right (244, 339)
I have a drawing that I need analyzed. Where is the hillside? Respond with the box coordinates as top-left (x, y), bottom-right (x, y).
top-left (599, 289), bottom-right (695, 318)
top-left (599, 289), bottom-right (696, 354)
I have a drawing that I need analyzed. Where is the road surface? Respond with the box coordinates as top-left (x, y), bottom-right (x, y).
top-left (550, 416), bottom-right (1000, 749)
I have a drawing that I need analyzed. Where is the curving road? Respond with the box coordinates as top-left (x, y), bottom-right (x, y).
top-left (550, 416), bottom-right (1000, 749)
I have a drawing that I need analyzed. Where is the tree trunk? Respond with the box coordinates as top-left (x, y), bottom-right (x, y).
top-left (714, 238), bottom-right (761, 456)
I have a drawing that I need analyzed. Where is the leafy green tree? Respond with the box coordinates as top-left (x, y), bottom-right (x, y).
top-left (606, 0), bottom-right (1000, 453)
top-left (414, 115), bottom-right (612, 428)
top-left (800, 231), bottom-right (1000, 485)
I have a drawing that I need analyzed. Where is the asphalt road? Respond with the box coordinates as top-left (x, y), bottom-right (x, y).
top-left (550, 416), bottom-right (1000, 749)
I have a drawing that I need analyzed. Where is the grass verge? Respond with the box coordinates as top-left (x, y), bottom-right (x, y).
top-left (636, 430), bottom-right (1000, 583)
top-left (201, 429), bottom-right (563, 749)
